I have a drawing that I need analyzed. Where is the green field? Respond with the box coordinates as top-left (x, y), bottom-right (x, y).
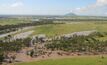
top-left (0, 19), bottom-right (30, 25)
top-left (16, 56), bottom-right (107, 65)
top-left (30, 22), bottom-right (107, 37)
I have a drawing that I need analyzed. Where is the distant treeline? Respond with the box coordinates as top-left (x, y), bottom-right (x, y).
top-left (42, 19), bottom-right (107, 21)
top-left (0, 20), bottom-right (55, 34)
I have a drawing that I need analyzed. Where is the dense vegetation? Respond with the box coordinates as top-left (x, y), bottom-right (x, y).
top-left (0, 38), bottom-right (31, 64)
top-left (45, 32), bottom-right (107, 53)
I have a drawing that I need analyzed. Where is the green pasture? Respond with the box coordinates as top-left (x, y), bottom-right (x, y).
top-left (0, 19), bottom-right (30, 25)
top-left (16, 56), bottom-right (107, 65)
top-left (31, 22), bottom-right (107, 37)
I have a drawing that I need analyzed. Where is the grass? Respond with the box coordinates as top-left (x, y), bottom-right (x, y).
top-left (31, 22), bottom-right (107, 37)
top-left (0, 19), bottom-right (30, 25)
top-left (95, 36), bottom-right (107, 41)
top-left (32, 22), bottom-right (94, 37)
top-left (16, 56), bottom-right (107, 65)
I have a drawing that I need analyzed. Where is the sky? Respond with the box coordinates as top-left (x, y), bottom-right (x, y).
top-left (0, 0), bottom-right (107, 16)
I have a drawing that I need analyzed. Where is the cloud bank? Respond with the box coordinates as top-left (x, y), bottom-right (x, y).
top-left (0, 0), bottom-right (32, 15)
top-left (72, 0), bottom-right (107, 16)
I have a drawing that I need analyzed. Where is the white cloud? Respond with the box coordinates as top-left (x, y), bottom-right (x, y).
top-left (105, 12), bottom-right (107, 15)
top-left (72, 0), bottom-right (107, 16)
top-left (97, 0), bottom-right (107, 5)
top-left (0, 0), bottom-right (28, 14)
top-left (10, 2), bottom-right (24, 8)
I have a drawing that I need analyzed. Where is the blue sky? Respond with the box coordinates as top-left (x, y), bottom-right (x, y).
top-left (0, 0), bottom-right (107, 16)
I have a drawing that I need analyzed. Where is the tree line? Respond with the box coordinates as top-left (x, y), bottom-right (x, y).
top-left (0, 20), bottom-right (55, 35)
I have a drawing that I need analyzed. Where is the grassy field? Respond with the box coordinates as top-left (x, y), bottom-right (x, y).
top-left (16, 56), bottom-right (107, 65)
top-left (30, 22), bottom-right (107, 37)
top-left (0, 19), bottom-right (30, 25)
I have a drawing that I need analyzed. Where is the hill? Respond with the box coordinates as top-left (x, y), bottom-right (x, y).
top-left (65, 12), bottom-right (77, 16)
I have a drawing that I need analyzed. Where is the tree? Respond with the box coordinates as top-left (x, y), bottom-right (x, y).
top-left (0, 53), bottom-right (4, 64)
